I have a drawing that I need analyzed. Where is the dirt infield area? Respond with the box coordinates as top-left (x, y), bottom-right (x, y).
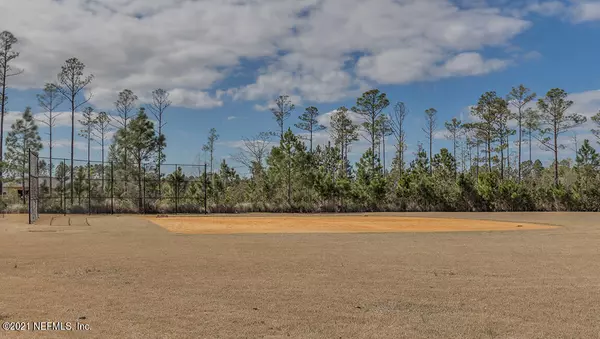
top-left (144, 214), bottom-right (555, 234)
top-left (1, 212), bottom-right (599, 338)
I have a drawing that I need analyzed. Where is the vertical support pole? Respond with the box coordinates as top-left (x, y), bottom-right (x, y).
top-left (63, 158), bottom-right (67, 216)
top-left (158, 161), bottom-right (162, 201)
top-left (101, 161), bottom-right (105, 197)
top-left (174, 164), bottom-right (178, 215)
top-left (22, 149), bottom-right (26, 205)
top-left (88, 159), bottom-right (91, 215)
top-left (204, 163), bottom-right (208, 215)
top-left (110, 161), bottom-right (114, 215)
top-left (28, 149), bottom-right (32, 224)
top-left (142, 167), bottom-right (146, 215)
top-left (138, 164), bottom-right (142, 214)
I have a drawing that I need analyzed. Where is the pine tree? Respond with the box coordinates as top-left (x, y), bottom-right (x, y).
top-left (93, 111), bottom-right (112, 192)
top-left (79, 107), bottom-right (96, 202)
top-left (492, 97), bottom-right (513, 180)
top-left (523, 108), bottom-right (540, 163)
top-left (37, 83), bottom-right (64, 197)
top-left (270, 95), bottom-right (295, 142)
top-left (57, 57), bottom-right (94, 205)
top-left (5, 107), bottom-right (42, 203)
top-left (205, 128), bottom-right (219, 175)
top-left (329, 107), bottom-right (359, 177)
top-left (507, 85), bottom-right (536, 182)
top-left (114, 108), bottom-right (164, 211)
top-left (575, 139), bottom-right (599, 172)
top-left (267, 129), bottom-right (309, 208)
top-left (536, 88), bottom-right (587, 186)
top-left (445, 118), bottom-right (462, 177)
top-left (0, 31), bottom-right (24, 194)
top-left (423, 108), bottom-right (437, 174)
top-left (113, 89), bottom-right (138, 178)
top-left (148, 88), bottom-right (171, 195)
top-left (352, 89), bottom-right (390, 172)
top-left (354, 148), bottom-right (386, 210)
top-left (376, 114), bottom-right (393, 175)
top-left (389, 102), bottom-right (408, 175)
top-left (467, 92), bottom-right (502, 173)
top-left (592, 111), bottom-right (600, 146)
top-left (295, 106), bottom-right (325, 153)
top-left (432, 148), bottom-right (457, 178)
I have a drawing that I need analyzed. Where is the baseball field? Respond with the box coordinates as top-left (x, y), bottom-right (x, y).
top-left (1, 212), bottom-right (598, 338)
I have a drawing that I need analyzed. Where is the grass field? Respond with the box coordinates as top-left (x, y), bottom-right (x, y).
top-left (1, 212), bottom-right (599, 338)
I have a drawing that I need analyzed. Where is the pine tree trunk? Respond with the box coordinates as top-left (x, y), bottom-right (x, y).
top-left (157, 119), bottom-right (162, 200)
top-left (487, 136), bottom-right (492, 172)
top-left (70, 97), bottom-right (75, 205)
top-left (429, 128), bottom-right (433, 175)
top-left (554, 123), bottom-right (559, 187)
top-left (372, 115), bottom-right (376, 172)
top-left (500, 133), bottom-right (505, 180)
top-left (101, 138), bottom-right (105, 192)
top-left (518, 110), bottom-right (522, 182)
top-left (453, 134), bottom-right (457, 177)
top-left (138, 160), bottom-right (143, 212)
top-left (49, 119), bottom-right (53, 198)
top-left (382, 132), bottom-right (386, 175)
top-left (476, 143), bottom-right (480, 178)
top-left (506, 132), bottom-right (510, 177)
top-left (0, 64), bottom-right (7, 195)
top-left (22, 148), bottom-right (26, 204)
top-left (88, 132), bottom-right (90, 211)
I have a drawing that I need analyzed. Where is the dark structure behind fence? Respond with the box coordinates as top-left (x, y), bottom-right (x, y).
top-left (35, 156), bottom-right (209, 215)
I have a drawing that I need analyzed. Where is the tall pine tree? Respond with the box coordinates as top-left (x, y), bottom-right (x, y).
top-left (5, 107), bottom-right (42, 203)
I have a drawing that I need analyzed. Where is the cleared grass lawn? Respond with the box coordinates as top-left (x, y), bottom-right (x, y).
top-left (0, 212), bottom-right (598, 338)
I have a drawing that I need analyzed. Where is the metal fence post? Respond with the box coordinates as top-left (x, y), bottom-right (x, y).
top-left (158, 162), bottom-right (162, 201)
top-left (175, 164), bottom-right (178, 214)
top-left (63, 158), bottom-right (67, 216)
top-left (142, 167), bottom-right (146, 215)
top-left (88, 160), bottom-right (91, 215)
top-left (204, 163), bottom-right (208, 214)
top-left (110, 161), bottom-right (114, 215)
top-left (28, 149), bottom-right (31, 224)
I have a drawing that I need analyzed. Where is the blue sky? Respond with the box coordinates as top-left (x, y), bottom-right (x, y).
top-left (2, 0), bottom-right (600, 176)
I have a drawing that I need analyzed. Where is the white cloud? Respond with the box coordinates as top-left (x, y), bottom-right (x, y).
top-left (167, 89), bottom-right (223, 109)
top-left (436, 52), bottom-right (510, 77)
top-left (0, 0), bottom-right (534, 110)
top-left (252, 94), bottom-right (303, 112)
top-left (46, 139), bottom-right (101, 152)
top-left (525, 1), bottom-right (567, 17)
top-left (512, 0), bottom-right (600, 23)
top-left (433, 129), bottom-right (449, 140)
top-left (571, 1), bottom-right (600, 22)
top-left (227, 116), bottom-right (236, 121)
top-left (4, 111), bottom-right (75, 129)
top-left (317, 108), bottom-right (364, 129)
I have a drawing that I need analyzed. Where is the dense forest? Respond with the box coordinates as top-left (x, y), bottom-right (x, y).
top-left (2, 30), bottom-right (600, 213)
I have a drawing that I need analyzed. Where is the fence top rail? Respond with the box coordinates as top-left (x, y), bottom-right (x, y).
top-left (37, 156), bottom-right (207, 167)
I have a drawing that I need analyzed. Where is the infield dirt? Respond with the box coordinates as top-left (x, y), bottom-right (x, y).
top-left (143, 214), bottom-right (555, 234)
top-left (1, 212), bottom-right (599, 338)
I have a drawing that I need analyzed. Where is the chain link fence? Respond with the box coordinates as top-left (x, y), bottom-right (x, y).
top-left (36, 156), bottom-right (209, 215)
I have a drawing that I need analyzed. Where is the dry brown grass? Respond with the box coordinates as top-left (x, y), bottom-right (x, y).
top-left (1, 212), bottom-right (599, 338)
top-left (144, 214), bottom-right (555, 234)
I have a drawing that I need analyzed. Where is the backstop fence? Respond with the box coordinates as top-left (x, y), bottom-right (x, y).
top-left (28, 150), bottom-right (40, 223)
top-left (31, 156), bottom-right (209, 215)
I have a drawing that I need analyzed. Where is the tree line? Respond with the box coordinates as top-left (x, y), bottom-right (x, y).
top-left (2, 30), bottom-right (600, 212)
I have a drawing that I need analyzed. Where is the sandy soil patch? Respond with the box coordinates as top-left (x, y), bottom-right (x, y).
top-left (144, 215), bottom-right (556, 234)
